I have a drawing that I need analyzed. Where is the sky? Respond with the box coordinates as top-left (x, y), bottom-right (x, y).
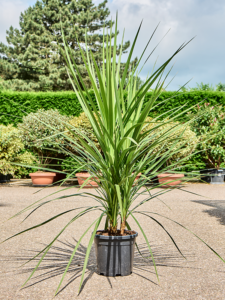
top-left (0, 0), bottom-right (225, 91)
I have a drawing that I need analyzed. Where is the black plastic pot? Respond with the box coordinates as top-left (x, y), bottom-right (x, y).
top-left (94, 230), bottom-right (138, 277)
top-left (0, 174), bottom-right (11, 183)
top-left (52, 172), bottom-right (67, 184)
top-left (200, 169), bottom-right (224, 184)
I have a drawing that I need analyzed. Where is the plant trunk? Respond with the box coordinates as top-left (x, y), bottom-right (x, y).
top-left (120, 217), bottom-right (126, 235)
top-left (109, 221), bottom-right (117, 234)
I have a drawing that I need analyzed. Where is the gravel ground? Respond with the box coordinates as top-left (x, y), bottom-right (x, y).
top-left (0, 184), bottom-right (225, 300)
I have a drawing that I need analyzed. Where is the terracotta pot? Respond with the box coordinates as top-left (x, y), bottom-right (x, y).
top-left (76, 172), bottom-right (141, 188)
top-left (29, 172), bottom-right (56, 186)
top-left (76, 172), bottom-right (99, 188)
top-left (133, 173), bottom-right (141, 186)
top-left (157, 173), bottom-right (184, 188)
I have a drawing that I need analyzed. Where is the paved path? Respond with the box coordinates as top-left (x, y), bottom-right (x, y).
top-left (0, 184), bottom-right (225, 299)
top-left (192, 199), bottom-right (225, 226)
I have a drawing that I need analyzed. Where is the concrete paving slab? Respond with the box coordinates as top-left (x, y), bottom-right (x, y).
top-left (0, 184), bottom-right (225, 299)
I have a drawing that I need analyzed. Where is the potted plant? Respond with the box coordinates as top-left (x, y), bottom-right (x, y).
top-left (5, 18), bottom-right (224, 294)
top-left (76, 171), bottom-right (99, 188)
top-left (18, 109), bottom-right (70, 186)
top-left (59, 156), bottom-right (99, 188)
top-left (142, 117), bottom-right (198, 187)
top-left (188, 103), bottom-right (225, 184)
top-left (0, 124), bottom-right (35, 182)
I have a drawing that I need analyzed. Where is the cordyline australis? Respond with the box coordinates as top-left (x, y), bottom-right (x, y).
top-left (3, 14), bottom-right (225, 295)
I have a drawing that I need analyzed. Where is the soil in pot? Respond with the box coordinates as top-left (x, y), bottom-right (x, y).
top-left (157, 173), bottom-right (184, 188)
top-left (76, 172), bottom-right (99, 188)
top-left (96, 230), bottom-right (136, 237)
top-left (29, 172), bottom-right (56, 186)
top-left (94, 230), bottom-right (138, 277)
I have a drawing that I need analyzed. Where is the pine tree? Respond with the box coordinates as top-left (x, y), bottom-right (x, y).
top-left (0, 0), bottom-right (130, 91)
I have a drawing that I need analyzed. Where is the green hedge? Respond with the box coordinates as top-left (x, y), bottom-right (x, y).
top-left (1, 90), bottom-right (225, 125)
top-left (148, 90), bottom-right (225, 121)
top-left (0, 90), bottom-right (96, 125)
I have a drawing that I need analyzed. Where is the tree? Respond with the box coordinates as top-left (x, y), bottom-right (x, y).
top-left (0, 0), bottom-right (130, 91)
top-left (181, 82), bottom-right (214, 91)
top-left (179, 82), bottom-right (225, 92)
top-left (135, 75), bottom-right (144, 90)
top-left (216, 82), bottom-right (225, 92)
top-left (194, 82), bottom-right (214, 91)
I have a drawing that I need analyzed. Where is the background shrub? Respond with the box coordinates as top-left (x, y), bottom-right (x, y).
top-left (188, 103), bottom-right (225, 169)
top-left (0, 124), bottom-right (36, 177)
top-left (2, 90), bottom-right (225, 173)
top-left (58, 156), bottom-right (86, 172)
top-left (66, 112), bottom-right (101, 152)
top-left (18, 109), bottom-right (70, 167)
top-left (142, 117), bottom-right (198, 168)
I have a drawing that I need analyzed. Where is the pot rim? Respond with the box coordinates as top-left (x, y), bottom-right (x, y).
top-left (157, 173), bottom-right (184, 178)
top-left (200, 169), bottom-right (224, 173)
top-left (200, 168), bottom-right (224, 171)
top-left (29, 172), bottom-right (56, 177)
top-left (76, 172), bottom-right (99, 178)
top-left (76, 172), bottom-right (91, 176)
top-left (95, 230), bottom-right (138, 240)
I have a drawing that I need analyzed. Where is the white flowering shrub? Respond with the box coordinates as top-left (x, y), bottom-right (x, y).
top-left (0, 124), bottom-right (36, 176)
top-left (18, 109), bottom-right (70, 166)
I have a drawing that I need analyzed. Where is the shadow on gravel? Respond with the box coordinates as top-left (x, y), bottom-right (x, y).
top-left (2, 239), bottom-right (193, 295)
top-left (192, 200), bottom-right (225, 226)
top-left (0, 202), bottom-right (11, 207)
